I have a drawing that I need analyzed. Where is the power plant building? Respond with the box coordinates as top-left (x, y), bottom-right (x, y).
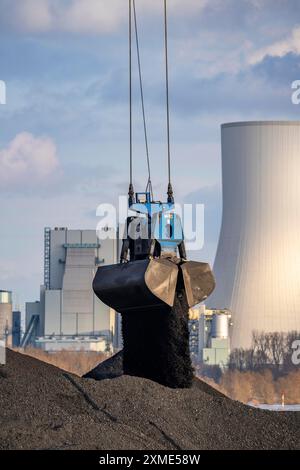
top-left (12, 311), bottom-right (21, 347)
top-left (189, 305), bottom-right (231, 367)
top-left (25, 227), bottom-right (119, 351)
top-left (209, 121), bottom-right (300, 349)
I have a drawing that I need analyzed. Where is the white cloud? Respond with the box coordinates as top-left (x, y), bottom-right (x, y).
top-left (0, 0), bottom-right (209, 35)
top-left (139, 0), bottom-right (209, 15)
top-left (249, 26), bottom-right (300, 64)
top-left (12, 0), bottom-right (52, 33)
top-left (174, 30), bottom-right (253, 78)
top-left (57, 0), bottom-right (124, 34)
top-left (0, 132), bottom-right (60, 188)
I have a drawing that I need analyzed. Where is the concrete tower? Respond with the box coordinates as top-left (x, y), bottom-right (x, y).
top-left (209, 121), bottom-right (300, 349)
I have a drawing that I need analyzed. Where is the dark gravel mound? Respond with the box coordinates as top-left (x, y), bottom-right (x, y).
top-left (83, 352), bottom-right (224, 399)
top-left (0, 349), bottom-right (300, 450)
top-left (83, 351), bottom-right (123, 380)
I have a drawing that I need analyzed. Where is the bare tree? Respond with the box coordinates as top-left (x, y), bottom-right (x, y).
top-left (229, 348), bottom-right (256, 371)
top-left (222, 330), bottom-right (300, 372)
top-left (252, 330), bottom-right (270, 365)
top-left (269, 332), bottom-right (285, 369)
top-left (228, 349), bottom-right (244, 371)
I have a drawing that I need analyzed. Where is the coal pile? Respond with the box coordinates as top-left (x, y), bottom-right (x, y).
top-left (0, 350), bottom-right (300, 450)
top-left (84, 350), bottom-right (123, 380)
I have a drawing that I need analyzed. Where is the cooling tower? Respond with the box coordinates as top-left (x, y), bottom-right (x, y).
top-left (209, 121), bottom-right (300, 349)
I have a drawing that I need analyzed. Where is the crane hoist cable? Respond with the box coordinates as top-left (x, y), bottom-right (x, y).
top-left (128, 0), bottom-right (174, 203)
top-left (132, 0), bottom-right (153, 200)
top-left (164, 0), bottom-right (174, 203)
top-left (128, 0), bottom-right (134, 204)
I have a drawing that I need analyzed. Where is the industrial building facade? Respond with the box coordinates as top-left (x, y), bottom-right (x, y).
top-left (25, 227), bottom-right (120, 352)
top-left (209, 121), bottom-right (300, 349)
top-left (0, 290), bottom-right (12, 348)
top-left (12, 311), bottom-right (21, 347)
top-left (189, 306), bottom-right (231, 367)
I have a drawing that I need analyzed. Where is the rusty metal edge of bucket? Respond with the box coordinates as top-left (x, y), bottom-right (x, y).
top-left (144, 258), bottom-right (179, 307)
top-left (181, 261), bottom-right (216, 308)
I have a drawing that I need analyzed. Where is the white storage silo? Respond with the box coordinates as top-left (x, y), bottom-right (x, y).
top-left (209, 121), bottom-right (300, 349)
top-left (211, 314), bottom-right (228, 339)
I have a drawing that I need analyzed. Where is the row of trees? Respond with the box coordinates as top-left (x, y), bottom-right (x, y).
top-left (218, 368), bottom-right (300, 404)
top-left (228, 330), bottom-right (300, 373)
top-left (197, 331), bottom-right (300, 403)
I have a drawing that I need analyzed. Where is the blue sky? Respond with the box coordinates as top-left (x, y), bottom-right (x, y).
top-left (0, 0), bottom-right (300, 311)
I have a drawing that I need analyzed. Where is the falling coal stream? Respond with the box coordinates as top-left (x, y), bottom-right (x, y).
top-left (121, 284), bottom-right (193, 388)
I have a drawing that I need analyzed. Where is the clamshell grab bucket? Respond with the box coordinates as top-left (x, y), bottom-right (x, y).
top-left (93, 257), bottom-right (215, 313)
